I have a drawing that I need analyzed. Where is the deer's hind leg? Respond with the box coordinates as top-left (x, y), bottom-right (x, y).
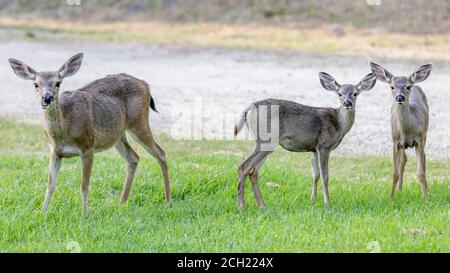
top-left (237, 148), bottom-right (271, 209)
top-left (115, 135), bottom-right (140, 205)
top-left (129, 125), bottom-right (171, 203)
top-left (249, 154), bottom-right (270, 209)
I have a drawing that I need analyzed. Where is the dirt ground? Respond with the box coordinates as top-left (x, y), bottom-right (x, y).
top-left (0, 40), bottom-right (449, 159)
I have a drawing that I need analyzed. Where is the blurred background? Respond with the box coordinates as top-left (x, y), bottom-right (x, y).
top-left (1, 0), bottom-right (449, 33)
top-left (0, 0), bottom-right (449, 158)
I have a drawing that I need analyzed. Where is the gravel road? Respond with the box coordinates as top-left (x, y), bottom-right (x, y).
top-left (0, 41), bottom-right (449, 159)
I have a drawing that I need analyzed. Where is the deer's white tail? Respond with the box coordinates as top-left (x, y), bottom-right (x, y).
top-left (234, 105), bottom-right (253, 136)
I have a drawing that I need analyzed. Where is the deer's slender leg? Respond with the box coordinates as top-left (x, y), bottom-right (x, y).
top-left (249, 154), bottom-right (269, 209)
top-left (318, 149), bottom-right (331, 206)
top-left (43, 152), bottom-right (62, 213)
top-left (237, 149), bottom-right (271, 209)
top-left (249, 170), bottom-right (264, 208)
top-left (115, 135), bottom-right (140, 205)
top-left (80, 149), bottom-right (94, 217)
top-left (311, 152), bottom-right (320, 203)
top-left (415, 142), bottom-right (428, 200)
top-left (398, 149), bottom-right (407, 192)
top-left (130, 128), bottom-right (171, 203)
top-left (237, 149), bottom-right (257, 209)
top-left (391, 145), bottom-right (400, 199)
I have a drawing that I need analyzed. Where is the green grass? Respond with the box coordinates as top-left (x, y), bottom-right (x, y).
top-left (0, 118), bottom-right (449, 252)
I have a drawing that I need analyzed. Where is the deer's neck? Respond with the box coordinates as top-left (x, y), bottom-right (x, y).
top-left (337, 107), bottom-right (355, 135)
top-left (44, 98), bottom-right (64, 143)
top-left (392, 103), bottom-right (412, 132)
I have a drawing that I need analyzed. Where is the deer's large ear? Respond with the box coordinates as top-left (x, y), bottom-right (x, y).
top-left (319, 72), bottom-right (340, 92)
top-left (58, 53), bottom-right (84, 78)
top-left (410, 64), bottom-right (432, 83)
top-left (356, 73), bottom-right (377, 92)
top-left (369, 62), bottom-right (393, 83)
top-left (8, 58), bottom-right (36, 80)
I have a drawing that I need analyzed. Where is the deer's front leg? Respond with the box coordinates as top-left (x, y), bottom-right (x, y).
top-left (415, 143), bottom-right (428, 201)
top-left (80, 149), bottom-right (94, 217)
top-left (43, 152), bottom-right (62, 213)
top-left (318, 149), bottom-right (330, 206)
top-left (397, 149), bottom-right (407, 192)
top-left (391, 145), bottom-right (400, 199)
top-left (311, 152), bottom-right (320, 204)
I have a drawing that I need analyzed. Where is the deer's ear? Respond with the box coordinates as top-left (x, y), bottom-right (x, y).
top-left (319, 72), bottom-right (340, 92)
top-left (410, 64), bottom-right (432, 83)
top-left (8, 58), bottom-right (36, 80)
top-left (59, 53), bottom-right (84, 78)
top-left (356, 73), bottom-right (377, 92)
top-left (369, 62), bottom-right (393, 83)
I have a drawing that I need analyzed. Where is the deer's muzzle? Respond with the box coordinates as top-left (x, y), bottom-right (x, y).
top-left (42, 93), bottom-right (54, 108)
top-left (343, 100), bottom-right (353, 109)
top-left (395, 95), bottom-right (405, 104)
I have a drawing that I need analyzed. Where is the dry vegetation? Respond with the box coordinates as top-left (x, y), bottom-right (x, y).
top-left (1, 18), bottom-right (450, 61)
top-left (0, 0), bottom-right (449, 34)
top-left (1, 1), bottom-right (449, 60)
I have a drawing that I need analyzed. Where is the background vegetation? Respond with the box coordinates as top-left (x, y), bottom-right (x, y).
top-left (1, 0), bottom-right (449, 34)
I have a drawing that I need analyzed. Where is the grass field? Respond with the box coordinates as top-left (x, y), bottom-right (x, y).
top-left (0, 118), bottom-right (449, 252)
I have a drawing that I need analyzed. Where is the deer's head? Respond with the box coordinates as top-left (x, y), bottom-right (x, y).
top-left (369, 62), bottom-right (432, 105)
top-left (8, 53), bottom-right (84, 109)
top-left (318, 72), bottom-right (377, 110)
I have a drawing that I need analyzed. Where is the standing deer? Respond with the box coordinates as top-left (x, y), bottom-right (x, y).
top-left (369, 62), bottom-right (432, 200)
top-left (234, 72), bottom-right (377, 208)
top-left (8, 53), bottom-right (171, 216)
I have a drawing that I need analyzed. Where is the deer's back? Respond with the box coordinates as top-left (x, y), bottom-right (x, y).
top-left (77, 73), bottom-right (151, 126)
top-left (249, 99), bottom-right (341, 152)
top-left (57, 74), bottom-right (150, 152)
top-left (78, 73), bottom-right (147, 96)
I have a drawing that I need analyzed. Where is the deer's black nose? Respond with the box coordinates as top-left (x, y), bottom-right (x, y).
top-left (42, 93), bottom-right (54, 105)
top-left (343, 100), bottom-right (353, 108)
top-left (395, 95), bottom-right (405, 103)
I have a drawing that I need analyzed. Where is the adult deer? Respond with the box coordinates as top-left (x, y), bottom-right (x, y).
top-left (8, 53), bottom-right (171, 216)
top-left (234, 72), bottom-right (377, 209)
top-left (369, 62), bottom-right (432, 200)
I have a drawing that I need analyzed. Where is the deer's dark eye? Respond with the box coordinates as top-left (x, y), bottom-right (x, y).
top-left (353, 92), bottom-right (358, 97)
top-left (55, 82), bottom-right (61, 88)
top-left (33, 83), bottom-right (39, 88)
top-left (406, 86), bottom-right (411, 91)
top-left (338, 93), bottom-right (343, 97)
top-left (390, 86), bottom-right (395, 90)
